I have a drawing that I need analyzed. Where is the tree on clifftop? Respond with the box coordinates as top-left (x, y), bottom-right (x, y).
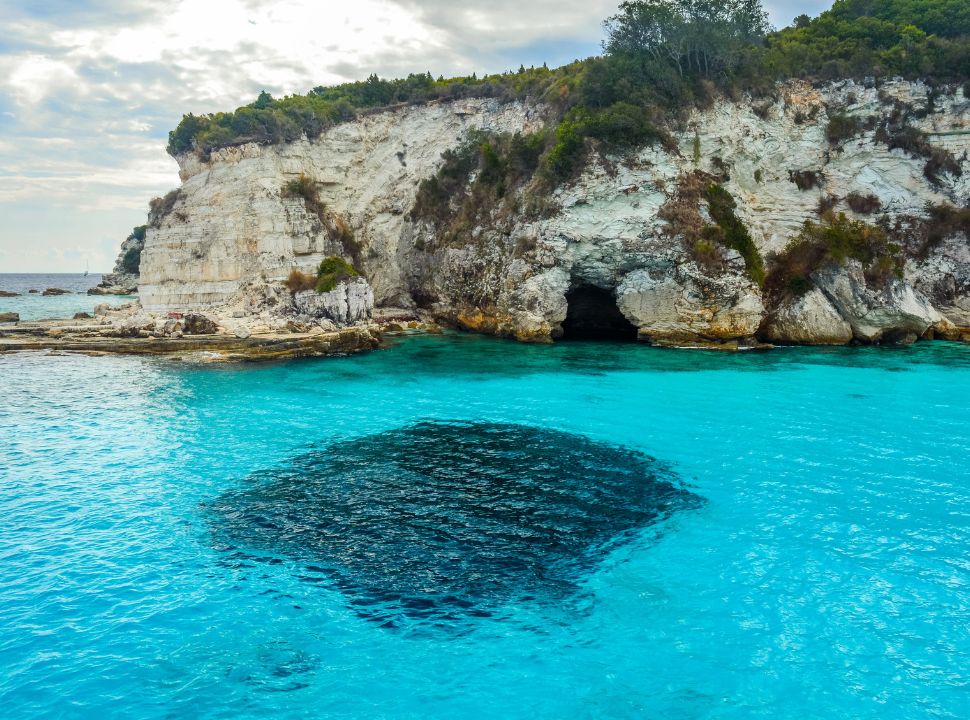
top-left (604, 0), bottom-right (771, 78)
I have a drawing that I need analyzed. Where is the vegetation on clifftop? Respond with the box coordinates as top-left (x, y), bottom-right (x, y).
top-left (167, 1), bottom-right (970, 160)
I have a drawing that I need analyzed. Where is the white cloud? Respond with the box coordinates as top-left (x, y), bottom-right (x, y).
top-left (0, 0), bottom-right (830, 272)
top-left (5, 54), bottom-right (79, 104)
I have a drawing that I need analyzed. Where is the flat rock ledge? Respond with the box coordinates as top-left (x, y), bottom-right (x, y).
top-left (0, 320), bottom-right (383, 362)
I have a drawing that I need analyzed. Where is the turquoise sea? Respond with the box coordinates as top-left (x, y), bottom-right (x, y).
top-left (1, 333), bottom-right (968, 719)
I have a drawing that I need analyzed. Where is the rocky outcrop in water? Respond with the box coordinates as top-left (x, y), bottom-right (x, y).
top-left (129, 80), bottom-right (969, 347)
top-left (92, 226), bottom-right (144, 295)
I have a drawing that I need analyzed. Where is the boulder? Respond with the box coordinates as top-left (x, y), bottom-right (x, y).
top-left (0, 290), bottom-right (19, 297)
top-left (293, 277), bottom-right (374, 325)
top-left (906, 233), bottom-right (970, 328)
top-left (760, 289), bottom-right (853, 345)
top-left (93, 271), bottom-right (138, 294)
top-left (73, 312), bottom-right (93, 319)
top-left (0, 312), bottom-right (19, 323)
top-left (813, 261), bottom-right (945, 343)
top-left (108, 315), bottom-right (155, 338)
top-left (182, 313), bottom-right (219, 335)
top-left (617, 265), bottom-right (764, 344)
top-left (42, 288), bottom-right (70, 296)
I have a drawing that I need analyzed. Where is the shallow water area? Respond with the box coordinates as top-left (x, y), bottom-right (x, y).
top-left (1, 333), bottom-right (969, 718)
top-left (0, 273), bottom-right (134, 321)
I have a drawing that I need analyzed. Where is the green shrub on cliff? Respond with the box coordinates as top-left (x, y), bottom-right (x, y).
top-left (704, 184), bottom-right (766, 286)
top-left (283, 174), bottom-right (326, 222)
top-left (120, 246), bottom-right (142, 275)
top-left (767, 212), bottom-right (903, 299)
top-left (315, 257), bottom-right (359, 293)
top-left (411, 130), bottom-right (549, 238)
top-left (874, 121), bottom-right (962, 186)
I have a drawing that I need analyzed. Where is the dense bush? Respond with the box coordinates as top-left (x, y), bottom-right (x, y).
top-left (166, 64), bottom-right (579, 157)
top-left (789, 169), bottom-right (825, 190)
top-left (703, 184), bottom-right (765, 286)
top-left (411, 129), bottom-right (551, 241)
top-left (315, 257), bottom-right (359, 293)
top-left (285, 269), bottom-right (317, 293)
top-left (761, 0), bottom-right (970, 82)
top-left (817, 194), bottom-right (840, 215)
top-left (846, 191), bottom-right (882, 213)
top-left (164, 0), bottom-right (970, 206)
top-left (120, 246), bottom-right (142, 274)
top-left (767, 211), bottom-right (903, 298)
top-left (538, 102), bottom-right (668, 184)
top-left (826, 113), bottom-right (863, 144)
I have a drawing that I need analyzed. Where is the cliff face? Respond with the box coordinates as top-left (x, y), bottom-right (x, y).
top-left (137, 80), bottom-right (970, 346)
top-left (139, 98), bottom-right (544, 310)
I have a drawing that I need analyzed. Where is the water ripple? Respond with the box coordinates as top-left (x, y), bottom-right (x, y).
top-left (207, 421), bottom-right (702, 628)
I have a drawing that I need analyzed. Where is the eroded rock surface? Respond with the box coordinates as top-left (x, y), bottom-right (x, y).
top-left (814, 261), bottom-right (947, 343)
top-left (130, 80), bottom-right (970, 346)
top-left (760, 289), bottom-right (854, 345)
top-left (293, 278), bottom-right (374, 325)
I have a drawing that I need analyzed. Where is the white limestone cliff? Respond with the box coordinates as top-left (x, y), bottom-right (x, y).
top-left (133, 79), bottom-right (970, 346)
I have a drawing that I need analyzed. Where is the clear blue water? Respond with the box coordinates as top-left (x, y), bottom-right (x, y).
top-left (0, 274), bottom-right (134, 321)
top-left (1, 334), bottom-right (968, 719)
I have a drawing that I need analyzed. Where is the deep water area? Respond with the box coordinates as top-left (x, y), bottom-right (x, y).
top-left (208, 421), bottom-right (701, 628)
top-left (1, 333), bottom-right (969, 718)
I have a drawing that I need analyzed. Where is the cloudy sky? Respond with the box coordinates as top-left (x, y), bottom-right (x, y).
top-left (0, 0), bottom-right (829, 273)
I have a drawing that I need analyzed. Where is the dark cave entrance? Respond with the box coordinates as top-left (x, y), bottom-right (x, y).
top-left (560, 284), bottom-right (638, 341)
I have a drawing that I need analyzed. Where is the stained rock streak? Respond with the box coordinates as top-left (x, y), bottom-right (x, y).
top-left (207, 422), bottom-right (702, 627)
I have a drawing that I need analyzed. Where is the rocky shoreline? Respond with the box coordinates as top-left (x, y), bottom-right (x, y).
top-left (0, 301), bottom-right (445, 362)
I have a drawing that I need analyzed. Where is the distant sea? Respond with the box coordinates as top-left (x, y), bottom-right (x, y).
top-left (0, 273), bottom-right (134, 321)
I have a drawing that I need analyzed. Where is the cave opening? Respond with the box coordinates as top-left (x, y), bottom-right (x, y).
top-left (560, 284), bottom-right (638, 341)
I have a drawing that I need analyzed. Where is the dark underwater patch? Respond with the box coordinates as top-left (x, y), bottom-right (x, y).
top-left (207, 422), bottom-right (702, 627)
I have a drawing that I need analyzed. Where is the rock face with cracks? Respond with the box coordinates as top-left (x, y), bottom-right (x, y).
top-left (128, 80), bottom-right (970, 346)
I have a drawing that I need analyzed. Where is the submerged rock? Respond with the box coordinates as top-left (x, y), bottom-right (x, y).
top-left (0, 312), bottom-right (19, 323)
top-left (0, 290), bottom-right (19, 297)
top-left (207, 421), bottom-right (703, 628)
